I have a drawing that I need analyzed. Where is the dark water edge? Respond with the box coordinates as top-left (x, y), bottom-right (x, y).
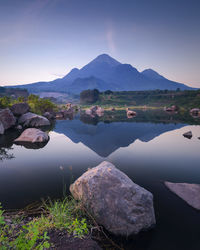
top-left (0, 110), bottom-right (200, 250)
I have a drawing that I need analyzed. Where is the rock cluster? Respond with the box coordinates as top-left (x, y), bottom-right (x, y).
top-left (0, 103), bottom-right (52, 146)
top-left (85, 106), bottom-right (104, 117)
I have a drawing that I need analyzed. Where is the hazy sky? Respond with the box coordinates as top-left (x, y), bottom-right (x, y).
top-left (0, 0), bottom-right (200, 87)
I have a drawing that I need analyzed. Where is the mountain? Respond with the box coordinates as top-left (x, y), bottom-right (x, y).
top-left (10, 54), bottom-right (194, 93)
top-left (141, 69), bottom-right (165, 80)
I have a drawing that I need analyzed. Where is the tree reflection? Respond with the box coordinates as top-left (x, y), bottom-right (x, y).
top-left (0, 147), bottom-right (14, 161)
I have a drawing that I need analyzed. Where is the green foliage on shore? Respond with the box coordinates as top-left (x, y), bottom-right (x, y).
top-left (81, 89), bottom-right (200, 108)
top-left (0, 94), bottom-right (58, 115)
top-left (27, 94), bottom-right (58, 115)
top-left (0, 198), bottom-right (90, 249)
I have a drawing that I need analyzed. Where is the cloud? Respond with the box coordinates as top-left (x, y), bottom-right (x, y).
top-left (105, 21), bottom-right (116, 53)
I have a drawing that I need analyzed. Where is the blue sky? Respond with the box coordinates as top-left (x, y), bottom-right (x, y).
top-left (0, 0), bottom-right (200, 87)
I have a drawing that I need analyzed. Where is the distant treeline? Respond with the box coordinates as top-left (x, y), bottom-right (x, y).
top-left (80, 89), bottom-right (200, 108)
top-left (0, 87), bottom-right (29, 98)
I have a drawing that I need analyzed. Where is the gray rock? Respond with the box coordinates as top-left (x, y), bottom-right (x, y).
top-left (183, 131), bottom-right (192, 139)
top-left (14, 128), bottom-right (49, 143)
top-left (10, 103), bottom-right (30, 116)
top-left (18, 112), bottom-right (50, 127)
top-left (165, 181), bottom-right (200, 210)
top-left (70, 161), bottom-right (156, 236)
top-left (43, 112), bottom-right (55, 120)
top-left (0, 108), bottom-right (16, 130)
top-left (0, 121), bottom-right (4, 135)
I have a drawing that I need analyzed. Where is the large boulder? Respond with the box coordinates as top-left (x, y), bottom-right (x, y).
top-left (165, 182), bottom-right (200, 210)
top-left (14, 128), bottom-right (49, 143)
top-left (0, 121), bottom-right (4, 135)
top-left (18, 112), bottom-right (50, 127)
top-left (10, 103), bottom-right (30, 116)
top-left (0, 108), bottom-right (16, 130)
top-left (70, 161), bottom-right (156, 236)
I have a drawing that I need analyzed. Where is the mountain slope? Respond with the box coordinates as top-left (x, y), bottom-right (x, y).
top-left (10, 54), bottom-right (194, 93)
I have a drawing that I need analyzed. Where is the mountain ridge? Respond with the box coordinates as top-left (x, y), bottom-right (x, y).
top-left (9, 54), bottom-right (194, 93)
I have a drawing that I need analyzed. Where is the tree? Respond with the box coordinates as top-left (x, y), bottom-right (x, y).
top-left (80, 89), bottom-right (100, 104)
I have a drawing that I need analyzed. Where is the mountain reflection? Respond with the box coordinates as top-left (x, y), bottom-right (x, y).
top-left (55, 112), bottom-right (185, 157)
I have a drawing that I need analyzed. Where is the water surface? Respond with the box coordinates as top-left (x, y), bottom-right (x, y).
top-left (0, 110), bottom-right (200, 250)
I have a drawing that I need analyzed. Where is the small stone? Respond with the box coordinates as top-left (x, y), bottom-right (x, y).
top-left (183, 131), bottom-right (192, 139)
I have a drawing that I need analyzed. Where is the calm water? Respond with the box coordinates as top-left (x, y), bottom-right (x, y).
top-left (0, 110), bottom-right (200, 250)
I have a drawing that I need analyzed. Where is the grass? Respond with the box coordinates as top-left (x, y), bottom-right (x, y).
top-left (0, 198), bottom-right (90, 249)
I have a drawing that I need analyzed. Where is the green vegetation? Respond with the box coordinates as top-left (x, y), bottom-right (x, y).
top-left (27, 94), bottom-right (58, 115)
top-left (0, 198), bottom-right (90, 249)
top-left (80, 89), bottom-right (200, 109)
top-left (0, 94), bottom-right (58, 115)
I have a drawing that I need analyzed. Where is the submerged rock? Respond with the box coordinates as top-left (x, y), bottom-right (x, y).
top-left (183, 131), bottom-right (192, 139)
top-left (0, 108), bottom-right (16, 130)
top-left (70, 161), bottom-right (156, 236)
top-left (18, 112), bottom-right (50, 127)
top-left (0, 121), bottom-right (4, 135)
top-left (14, 128), bottom-right (49, 143)
top-left (165, 181), bottom-right (200, 210)
top-left (10, 103), bottom-right (30, 116)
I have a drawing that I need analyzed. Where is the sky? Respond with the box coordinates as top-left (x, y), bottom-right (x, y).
top-left (0, 0), bottom-right (200, 87)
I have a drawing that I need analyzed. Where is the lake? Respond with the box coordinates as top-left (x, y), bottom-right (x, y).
top-left (0, 109), bottom-right (200, 250)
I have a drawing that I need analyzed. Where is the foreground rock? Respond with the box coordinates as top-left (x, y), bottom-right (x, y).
top-left (14, 128), bottom-right (49, 143)
top-left (70, 161), bottom-right (156, 236)
top-left (0, 108), bottom-right (16, 130)
top-left (183, 131), bottom-right (192, 139)
top-left (0, 121), bottom-right (4, 135)
top-left (165, 181), bottom-right (200, 210)
top-left (18, 112), bottom-right (50, 127)
top-left (10, 103), bottom-right (30, 116)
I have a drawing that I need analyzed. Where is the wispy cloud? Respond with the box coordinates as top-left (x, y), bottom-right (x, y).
top-left (105, 21), bottom-right (116, 54)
